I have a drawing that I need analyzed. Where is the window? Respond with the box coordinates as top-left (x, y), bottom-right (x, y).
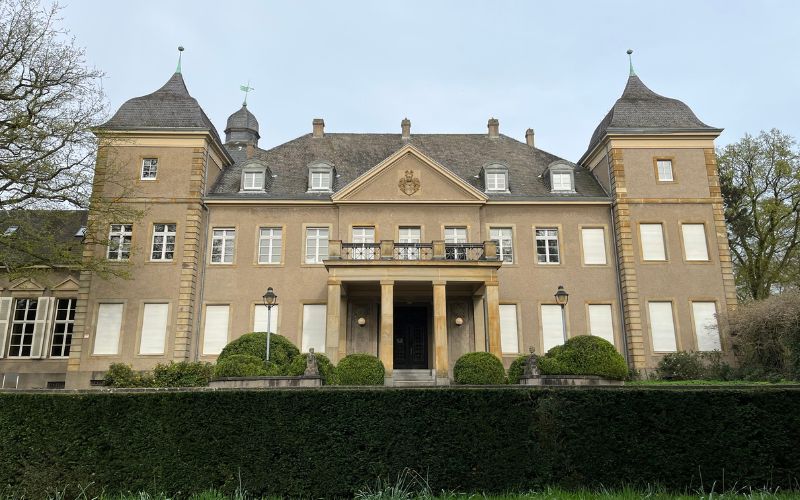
top-left (242, 169), bottom-right (265, 191)
top-left (490, 227), bottom-right (513, 263)
top-left (50, 298), bottom-right (76, 358)
top-left (551, 172), bottom-right (572, 191)
top-left (656, 159), bottom-right (673, 182)
top-left (444, 226), bottom-right (468, 260)
top-left (648, 301), bottom-right (677, 352)
top-left (8, 299), bottom-right (37, 357)
top-left (499, 304), bottom-right (519, 353)
top-left (139, 303), bottom-right (168, 355)
top-left (75, 226), bottom-right (86, 238)
top-left (93, 303), bottom-right (123, 355)
top-left (141, 158), bottom-right (158, 180)
top-left (202, 305), bottom-right (229, 355)
top-left (3, 225), bottom-right (18, 236)
top-left (352, 226), bottom-right (376, 260)
top-left (307, 163), bottom-right (334, 192)
top-left (581, 228), bottom-right (607, 265)
top-left (107, 224), bottom-right (132, 261)
top-left (398, 226), bottom-right (421, 259)
top-left (151, 223), bottom-right (176, 261)
top-left (692, 302), bottom-right (721, 351)
top-left (548, 162), bottom-right (575, 193)
top-left (258, 227), bottom-right (282, 264)
top-left (305, 227), bottom-right (329, 264)
top-left (486, 172), bottom-right (507, 191)
top-left (211, 228), bottom-right (235, 264)
top-left (254, 304), bottom-right (279, 333)
top-left (541, 304), bottom-right (565, 352)
top-left (302, 304), bottom-right (327, 353)
top-left (536, 228), bottom-right (560, 264)
top-left (640, 223), bottom-right (666, 261)
top-left (682, 224), bottom-right (709, 261)
top-left (588, 304), bottom-right (614, 345)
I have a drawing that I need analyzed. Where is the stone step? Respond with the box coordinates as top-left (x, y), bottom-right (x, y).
top-left (393, 369), bottom-right (435, 381)
top-left (393, 379), bottom-right (436, 387)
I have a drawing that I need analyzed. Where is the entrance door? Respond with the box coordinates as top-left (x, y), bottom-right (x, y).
top-left (393, 306), bottom-right (428, 369)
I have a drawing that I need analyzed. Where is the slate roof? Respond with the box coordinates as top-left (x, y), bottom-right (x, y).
top-left (0, 210), bottom-right (88, 265)
top-left (210, 133), bottom-right (609, 201)
top-left (583, 74), bottom-right (720, 161)
top-left (225, 104), bottom-right (259, 134)
top-left (97, 73), bottom-right (222, 144)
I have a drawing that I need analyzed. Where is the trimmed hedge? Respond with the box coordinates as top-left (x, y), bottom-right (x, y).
top-left (217, 332), bottom-right (299, 374)
top-left (507, 355), bottom-right (528, 384)
top-left (539, 335), bottom-right (628, 380)
top-left (214, 354), bottom-right (270, 378)
top-left (453, 352), bottom-right (506, 384)
top-left (1, 388), bottom-right (799, 498)
top-left (153, 362), bottom-right (214, 387)
top-left (287, 352), bottom-right (337, 384)
top-left (336, 353), bottom-right (384, 385)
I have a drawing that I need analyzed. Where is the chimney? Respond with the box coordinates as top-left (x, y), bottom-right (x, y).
top-left (487, 118), bottom-right (499, 139)
top-left (246, 143), bottom-right (255, 158)
top-left (312, 118), bottom-right (325, 138)
top-left (401, 118), bottom-right (411, 140)
top-left (525, 128), bottom-right (535, 148)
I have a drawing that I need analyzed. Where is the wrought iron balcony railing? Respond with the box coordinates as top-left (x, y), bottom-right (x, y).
top-left (329, 240), bottom-right (498, 262)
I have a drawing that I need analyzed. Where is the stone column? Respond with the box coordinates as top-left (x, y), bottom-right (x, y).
top-left (379, 280), bottom-right (394, 384)
top-left (433, 280), bottom-right (449, 385)
top-left (485, 281), bottom-right (502, 357)
top-left (326, 279), bottom-right (342, 361)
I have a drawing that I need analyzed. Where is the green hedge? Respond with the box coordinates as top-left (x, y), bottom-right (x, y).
top-left (453, 352), bottom-right (506, 384)
top-left (1, 389), bottom-right (799, 498)
top-left (217, 332), bottom-right (299, 374)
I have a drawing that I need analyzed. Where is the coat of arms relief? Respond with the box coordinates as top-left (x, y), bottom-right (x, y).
top-left (398, 169), bottom-right (421, 196)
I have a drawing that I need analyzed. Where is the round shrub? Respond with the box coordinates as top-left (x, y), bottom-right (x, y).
top-left (506, 355), bottom-right (529, 384)
top-left (104, 363), bottom-right (153, 388)
top-left (217, 332), bottom-right (300, 374)
top-left (336, 353), bottom-right (384, 385)
top-left (538, 335), bottom-right (628, 380)
top-left (453, 352), bottom-right (506, 385)
top-left (287, 352), bottom-right (337, 384)
top-left (152, 361), bottom-right (214, 387)
top-left (213, 354), bottom-right (270, 378)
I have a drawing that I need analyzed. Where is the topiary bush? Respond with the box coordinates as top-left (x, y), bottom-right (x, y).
top-left (217, 332), bottom-right (300, 374)
top-left (453, 352), bottom-right (506, 385)
top-left (103, 363), bottom-right (153, 388)
top-left (214, 354), bottom-right (271, 378)
top-left (538, 335), bottom-right (628, 380)
top-left (287, 352), bottom-right (337, 384)
top-left (152, 361), bottom-right (214, 387)
top-left (506, 355), bottom-right (529, 384)
top-left (335, 353), bottom-right (384, 385)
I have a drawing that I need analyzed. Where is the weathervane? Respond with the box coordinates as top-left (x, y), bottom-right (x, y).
top-left (240, 80), bottom-right (255, 106)
top-left (627, 49), bottom-right (636, 77)
top-left (176, 46), bottom-right (184, 74)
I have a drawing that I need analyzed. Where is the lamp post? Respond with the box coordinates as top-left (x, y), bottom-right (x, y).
top-left (262, 287), bottom-right (278, 367)
top-left (554, 285), bottom-right (569, 343)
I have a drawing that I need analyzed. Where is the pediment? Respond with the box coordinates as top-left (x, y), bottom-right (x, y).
top-left (53, 277), bottom-right (80, 291)
top-left (9, 278), bottom-right (45, 292)
top-left (332, 144), bottom-right (487, 204)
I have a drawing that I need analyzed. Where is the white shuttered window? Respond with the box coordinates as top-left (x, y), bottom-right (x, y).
top-left (202, 305), bottom-right (229, 355)
top-left (692, 302), bottom-right (721, 351)
top-left (640, 224), bottom-right (666, 261)
top-left (302, 304), bottom-right (327, 353)
top-left (682, 224), bottom-right (709, 261)
top-left (139, 303), bottom-right (169, 355)
top-left (254, 304), bottom-right (279, 333)
top-left (499, 304), bottom-right (519, 354)
top-left (0, 297), bottom-right (13, 358)
top-left (648, 302), bottom-right (677, 352)
top-left (541, 304), bottom-right (565, 352)
top-left (581, 228), bottom-right (607, 265)
top-left (94, 303), bottom-right (124, 355)
top-left (588, 304), bottom-right (615, 345)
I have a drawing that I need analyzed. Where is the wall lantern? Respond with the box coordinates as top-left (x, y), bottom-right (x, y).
top-left (454, 317), bottom-right (464, 326)
top-left (357, 317), bottom-right (367, 327)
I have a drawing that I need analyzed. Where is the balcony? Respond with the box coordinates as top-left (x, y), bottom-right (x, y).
top-left (326, 240), bottom-right (499, 262)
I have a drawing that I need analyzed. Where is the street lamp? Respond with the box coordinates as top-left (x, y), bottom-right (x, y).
top-left (262, 286), bottom-right (278, 367)
top-left (554, 285), bottom-right (569, 343)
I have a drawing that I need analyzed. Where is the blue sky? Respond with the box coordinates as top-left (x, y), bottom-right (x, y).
top-left (62, 1), bottom-right (800, 162)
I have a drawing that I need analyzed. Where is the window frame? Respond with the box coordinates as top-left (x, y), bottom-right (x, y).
top-left (141, 158), bottom-right (158, 180)
top-left (680, 222), bottom-right (710, 262)
top-left (304, 226), bottom-right (330, 264)
top-left (639, 222), bottom-right (668, 262)
top-left (150, 223), bottom-right (177, 262)
top-left (535, 226), bottom-right (561, 265)
top-left (483, 164), bottom-right (509, 193)
top-left (257, 226), bottom-right (283, 265)
top-left (107, 224), bottom-right (133, 261)
top-left (210, 227), bottom-right (236, 265)
top-left (7, 298), bottom-right (38, 358)
top-left (241, 168), bottom-right (266, 192)
top-left (489, 226), bottom-right (514, 264)
top-left (580, 226), bottom-right (608, 266)
top-left (548, 162), bottom-right (575, 193)
top-left (307, 162), bottom-right (335, 192)
top-left (653, 157), bottom-right (675, 183)
top-left (50, 298), bottom-right (76, 358)
top-left (647, 299), bottom-right (680, 353)
top-left (397, 225), bottom-right (422, 260)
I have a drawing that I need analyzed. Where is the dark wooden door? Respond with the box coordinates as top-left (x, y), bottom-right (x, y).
top-left (393, 306), bottom-right (428, 369)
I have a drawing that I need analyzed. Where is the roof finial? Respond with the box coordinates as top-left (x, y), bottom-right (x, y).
top-left (176, 46), bottom-right (184, 74)
top-left (240, 80), bottom-right (255, 106)
top-left (627, 49), bottom-right (636, 77)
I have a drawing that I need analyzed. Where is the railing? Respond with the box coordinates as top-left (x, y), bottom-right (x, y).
top-left (328, 240), bottom-right (498, 262)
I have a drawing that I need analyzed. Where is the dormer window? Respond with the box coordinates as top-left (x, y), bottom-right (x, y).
top-left (3, 225), bottom-right (18, 236)
top-left (307, 162), bottom-right (334, 192)
top-left (241, 164), bottom-right (266, 192)
top-left (547, 161), bottom-right (575, 193)
top-left (483, 164), bottom-right (509, 192)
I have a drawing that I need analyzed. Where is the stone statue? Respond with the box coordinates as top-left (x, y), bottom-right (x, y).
top-left (523, 346), bottom-right (540, 378)
top-left (304, 348), bottom-right (320, 376)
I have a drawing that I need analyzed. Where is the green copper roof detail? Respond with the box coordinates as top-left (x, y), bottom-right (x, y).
top-left (176, 46), bottom-right (184, 74)
top-left (627, 49), bottom-right (636, 77)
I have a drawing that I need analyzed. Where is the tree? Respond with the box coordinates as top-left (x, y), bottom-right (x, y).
top-left (718, 129), bottom-right (800, 300)
top-left (0, 0), bottom-right (137, 278)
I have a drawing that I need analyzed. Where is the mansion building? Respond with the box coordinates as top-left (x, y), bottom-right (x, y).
top-left (0, 60), bottom-right (736, 388)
